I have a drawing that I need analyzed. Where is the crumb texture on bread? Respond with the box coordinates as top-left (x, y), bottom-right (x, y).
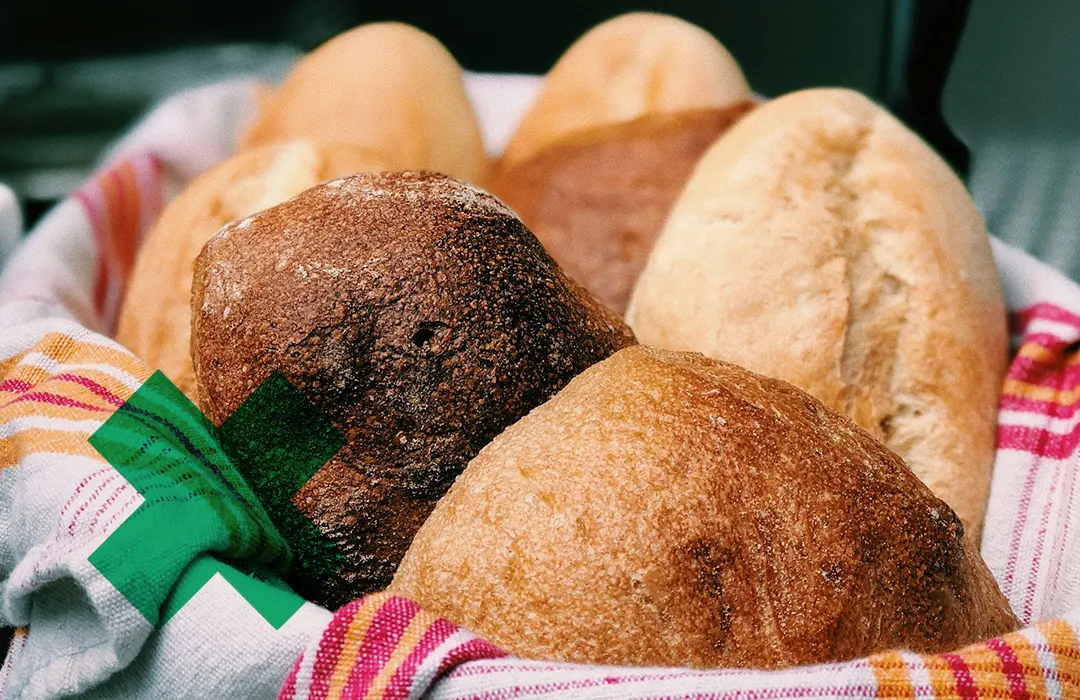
top-left (191, 171), bottom-right (635, 606)
top-left (627, 88), bottom-right (1007, 542)
top-left (390, 346), bottom-right (1017, 669)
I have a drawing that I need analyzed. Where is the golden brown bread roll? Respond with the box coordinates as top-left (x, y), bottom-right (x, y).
top-left (115, 140), bottom-right (388, 398)
top-left (501, 12), bottom-right (752, 167)
top-left (191, 171), bottom-right (635, 607)
top-left (626, 88), bottom-right (1007, 543)
top-left (390, 345), bottom-right (1018, 669)
top-left (490, 103), bottom-right (755, 315)
top-left (241, 23), bottom-right (489, 184)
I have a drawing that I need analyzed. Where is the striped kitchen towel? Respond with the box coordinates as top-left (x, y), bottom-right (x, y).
top-left (0, 321), bottom-right (331, 700)
top-left (0, 80), bottom-right (1078, 700)
top-left (282, 594), bottom-right (1080, 700)
top-left (0, 84), bottom-right (334, 700)
top-left (278, 249), bottom-right (1080, 699)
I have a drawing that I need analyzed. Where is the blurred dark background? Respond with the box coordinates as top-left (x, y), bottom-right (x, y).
top-left (0, 1), bottom-right (895, 92)
top-left (7, 1), bottom-right (1080, 273)
top-left (0, 0), bottom-right (972, 227)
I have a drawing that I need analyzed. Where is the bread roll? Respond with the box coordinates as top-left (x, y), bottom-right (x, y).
top-left (390, 346), bottom-right (1017, 669)
top-left (626, 88), bottom-right (1007, 542)
top-left (490, 104), bottom-right (754, 314)
top-left (116, 140), bottom-right (388, 399)
top-left (501, 12), bottom-right (752, 166)
top-left (191, 171), bottom-right (635, 606)
top-left (241, 23), bottom-right (488, 184)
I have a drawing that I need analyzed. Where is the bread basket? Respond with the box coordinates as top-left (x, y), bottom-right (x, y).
top-left (0, 75), bottom-right (1077, 700)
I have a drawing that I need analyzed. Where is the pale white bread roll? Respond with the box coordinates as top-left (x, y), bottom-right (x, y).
top-left (501, 12), bottom-right (752, 166)
top-left (240, 23), bottom-right (489, 184)
top-left (627, 88), bottom-right (1007, 543)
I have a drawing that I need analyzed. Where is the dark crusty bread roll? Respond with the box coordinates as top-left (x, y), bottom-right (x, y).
top-left (191, 171), bottom-right (635, 607)
top-left (627, 88), bottom-right (1008, 543)
top-left (390, 345), bottom-right (1018, 668)
top-left (490, 104), bottom-right (755, 315)
top-left (117, 140), bottom-right (388, 400)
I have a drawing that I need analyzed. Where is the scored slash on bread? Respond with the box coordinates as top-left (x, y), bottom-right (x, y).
top-left (627, 88), bottom-right (1008, 543)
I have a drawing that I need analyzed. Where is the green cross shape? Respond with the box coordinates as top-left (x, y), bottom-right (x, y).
top-left (87, 370), bottom-right (344, 629)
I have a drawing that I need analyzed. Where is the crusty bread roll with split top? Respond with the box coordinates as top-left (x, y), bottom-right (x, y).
top-left (627, 88), bottom-right (1008, 542)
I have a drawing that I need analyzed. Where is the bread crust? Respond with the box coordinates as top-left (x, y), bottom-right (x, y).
top-left (241, 23), bottom-right (489, 184)
top-left (490, 103), bottom-right (755, 315)
top-left (115, 140), bottom-right (388, 399)
top-left (627, 88), bottom-right (1008, 542)
top-left (502, 12), bottom-right (752, 166)
top-left (191, 171), bottom-right (635, 606)
top-left (390, 346), bottom-right (1018, 668)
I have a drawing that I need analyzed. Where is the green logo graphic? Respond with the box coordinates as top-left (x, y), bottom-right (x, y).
top-left (88, 370), bottom-right (344, 629)
top-left (217, 372), bottom-right (346, 584)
